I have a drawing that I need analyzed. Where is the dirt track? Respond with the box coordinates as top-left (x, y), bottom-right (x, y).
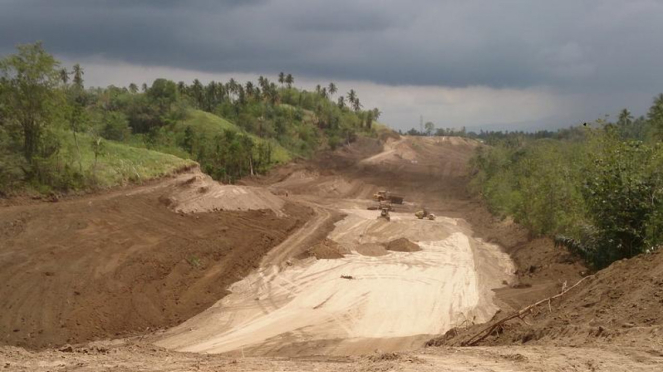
top-left (1, 135), bottom-right (662, 371)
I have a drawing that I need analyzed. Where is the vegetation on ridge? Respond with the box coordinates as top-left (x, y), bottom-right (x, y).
top-left (0, 42), bottom-right (383, 194)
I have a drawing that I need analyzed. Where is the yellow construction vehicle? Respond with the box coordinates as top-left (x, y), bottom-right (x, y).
top-left (373, 190), bottom-right (404, 204)
top-left (415, 208), bottom-right (429, 219)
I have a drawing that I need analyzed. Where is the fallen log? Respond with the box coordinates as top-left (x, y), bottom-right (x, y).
top-left (461, 275), bottom-right (595, 346)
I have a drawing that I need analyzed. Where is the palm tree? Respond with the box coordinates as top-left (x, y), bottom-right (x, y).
top-left (328, 82), bottom-right (337, 97)
top-left (72, 63), bottom-right (84, 90)
top-left (372, 108), bottom-right (381, 120)
top-left (129, 83), bottom-right (138, 94)
top-left (285, 74), bottom-right (294, 88)
top-left (315, 84), bottom-right (322, 95)
top-left (278, 72), bottom-right (285, 87)
top-left (347, 89), bottom-right (356, 106)
top-left (337, 96), bottom-right (346, 109)
top-left (59, 68), bottom-right (69, 84)
top-left (321, 87), bottom-right (328, 99)
top-left (245, 81), bottom-right (254, 97)
top-left (142, 83), bottom-right (148, 92)
top-left (352, 97), bottom-right (362, 112)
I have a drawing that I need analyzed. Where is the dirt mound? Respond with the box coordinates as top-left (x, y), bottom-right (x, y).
top-left (0, 184), bottom-right (309, 350)
top-left (163, 171), bottom-right (285, 215)
top-left (355, 243), bottom-right (389, 256)
top-left (386, 238), bottom-right (421, 252)
top-left (299, 239), bottom-right (349, 260)
top-left (429, 249), bottom-right (663, 349)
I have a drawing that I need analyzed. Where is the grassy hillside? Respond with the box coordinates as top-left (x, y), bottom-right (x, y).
top-left (21, 130), bottom-right (196, 193)
top-left (172, 109), bottom-right (292, 164)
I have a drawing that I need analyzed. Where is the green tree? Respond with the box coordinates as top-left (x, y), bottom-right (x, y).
top-left (285, 73), bottom-right (294, 88)
top-left (328, 82), bottom-right (337, 97)
top-left (424, 121), bottom-right (435, 136)
top-left (0, 42), bottom-right (63, 162)
top-left (337, 96), bottom-right (345, 109)
top-left (647, 93), bottom-right (663, 140)
top-left (582, 136), bottom-right (663, 268)
top-left (278, 72), bottom-right (285, 87)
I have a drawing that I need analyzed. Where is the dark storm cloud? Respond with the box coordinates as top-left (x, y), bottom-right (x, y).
top-left (1, 0), bottom-right (662, 92)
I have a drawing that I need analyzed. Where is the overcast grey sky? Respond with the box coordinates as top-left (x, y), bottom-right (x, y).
top-left (1, 0), bottom-right (662, 131)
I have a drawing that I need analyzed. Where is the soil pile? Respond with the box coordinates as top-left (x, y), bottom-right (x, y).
top-left (386, 238), bottom-right (421, 252)
top-left (429, 249), bottom-right (663, 349)
top-left (0, 185), bottom-right (309, 349)
top-left (162, 171), bottom-right (285, 215)
top-left (298, 239), bottom-right (349, 260)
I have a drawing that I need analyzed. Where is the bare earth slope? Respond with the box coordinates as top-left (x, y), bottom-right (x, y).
top-left (0, 170), bottom-right (310, 349)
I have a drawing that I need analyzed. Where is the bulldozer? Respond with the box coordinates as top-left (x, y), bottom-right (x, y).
top-left (415, 209), bottom-right (436, 220)
top-left (373, 190), bottom-right (404, 205)
top-left (415, 209), bottom-right (429, 219)
top-left (378, 208), bottom-right (391, 221)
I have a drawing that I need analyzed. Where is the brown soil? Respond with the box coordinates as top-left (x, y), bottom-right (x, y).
top-left (298, 238), bottom-right (350, 259)
top-left (0, 177), bottom-right (310, 350)
top-left (386, 238), bottom-right (421, 252)
top-left (430, 249), bottom-right (663, 349)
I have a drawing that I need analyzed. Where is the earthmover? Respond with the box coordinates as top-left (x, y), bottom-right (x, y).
top-left (373, 190), bottom-right (404, 205)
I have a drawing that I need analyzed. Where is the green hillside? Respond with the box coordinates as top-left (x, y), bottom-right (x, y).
top-left (0, 43), bottom-right (388, 194)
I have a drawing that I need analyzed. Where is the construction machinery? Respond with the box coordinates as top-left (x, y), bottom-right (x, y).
top-left (415, 209), bottom-right (429, 219)
top-left (378, 208), bottom-right (391, 221)
top-left (373, 190), bottom-right (404, 205)
top-left (415, 209), bottom-right (436, 220)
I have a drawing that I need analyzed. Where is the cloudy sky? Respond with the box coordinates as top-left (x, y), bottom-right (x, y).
top-left (1, 0), bottom-right (662, 131)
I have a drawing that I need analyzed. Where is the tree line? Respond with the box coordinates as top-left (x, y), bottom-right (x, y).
top-left (470, 96), bottom-right (663, 269)
top-left (0, 42), bottom-right (382, 192)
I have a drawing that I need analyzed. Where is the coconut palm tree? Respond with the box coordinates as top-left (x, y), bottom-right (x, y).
top-left (278, 72), bottom-right (285, 87)
top-left (347, 89), bottom-right (356, 105)
top-left (59, 68), bottom-right (69, 84)
top-left (328, 82), bottom-right (337, 97)
top-left (352, 97), bottom-right (362, 112)
top-left (285, 74), bottom-right (294, 88)
top-left (337, 96), bottom-right (346, 109)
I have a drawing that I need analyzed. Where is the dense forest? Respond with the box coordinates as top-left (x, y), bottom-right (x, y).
top-left (0, 43), bottom-right (384, 194)
top-left (468, 98), bottom-right (663, 269)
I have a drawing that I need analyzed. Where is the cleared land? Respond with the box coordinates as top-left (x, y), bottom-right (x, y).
top-left (1, 136), bottom-right (662, 371)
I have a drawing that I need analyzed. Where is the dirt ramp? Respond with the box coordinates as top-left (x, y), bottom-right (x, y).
top-left (162, 171), bottom-right (285, 215)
